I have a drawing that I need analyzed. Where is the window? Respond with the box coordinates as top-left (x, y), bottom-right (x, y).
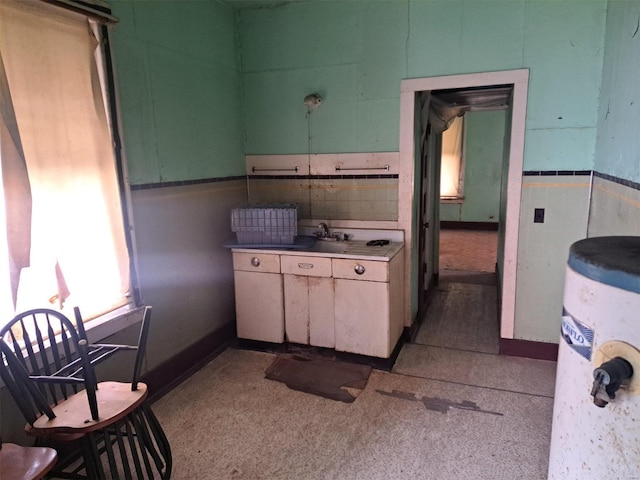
top-left (440, 115), bottom-right (465, 201)
top-left (0, 0), bottom-right (135, 325)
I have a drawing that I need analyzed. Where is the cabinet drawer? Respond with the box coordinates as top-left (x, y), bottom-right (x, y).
top-left (281, 255), bottom-right (332, 278)
top-left (233, 252), bottom-right (280, 273)
top-left (332, 258), bottom-right (388, 282)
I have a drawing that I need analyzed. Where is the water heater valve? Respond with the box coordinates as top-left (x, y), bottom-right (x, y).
top-left (590, 357), bottom-right (634, 407)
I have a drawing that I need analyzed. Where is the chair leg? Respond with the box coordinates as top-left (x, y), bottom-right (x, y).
top-left (42, 404), bottom-right (172, 479)
top-left (121, 405), bottom-right (172, 480)
top-left (99, 428), bottom-right (119, 479)
top-left (85, 404), bottom-right (172, 479)
top-left (140, 404), bottom-right (172, 479)
top-left (79, 434), bottom-right (105, 479)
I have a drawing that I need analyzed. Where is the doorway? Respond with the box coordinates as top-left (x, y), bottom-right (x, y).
top-left (438, 106), bottom-right (506, 281)
top-left (398, 69), bottom-right (529, 342)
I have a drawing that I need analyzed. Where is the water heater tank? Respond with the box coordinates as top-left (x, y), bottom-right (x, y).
top-left (548, 236), bottom-right (640, 479)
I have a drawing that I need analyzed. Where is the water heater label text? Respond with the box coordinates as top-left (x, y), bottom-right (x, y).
top-left (561, 309), bottom-right (594, 361)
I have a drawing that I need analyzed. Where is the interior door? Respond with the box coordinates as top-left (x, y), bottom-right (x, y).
top-left (416, 92), bottom-right (440, 319)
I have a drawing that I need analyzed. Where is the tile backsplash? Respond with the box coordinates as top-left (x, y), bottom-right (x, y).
top-left (246, 153), bottom-right (399, 221)
top-left (248, 176), bottom-right (398, 221)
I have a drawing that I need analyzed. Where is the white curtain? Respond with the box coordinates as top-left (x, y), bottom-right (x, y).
top-left (0, 49), bottom-right (31, 311)
top-left (440, 116), bottom-right (464, 198)
top-left (0, 0), bottom-right (130, 321)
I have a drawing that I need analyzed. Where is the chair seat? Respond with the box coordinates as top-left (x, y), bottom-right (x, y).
top-left (29, 382), bottom-right (148, 435)
top-left (0, 443), bottom-right (57, 480)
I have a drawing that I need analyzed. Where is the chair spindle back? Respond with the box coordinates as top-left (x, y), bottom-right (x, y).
top-left (0, 309), bottom-right (99, 421)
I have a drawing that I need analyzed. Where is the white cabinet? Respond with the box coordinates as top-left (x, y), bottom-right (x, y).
top-left (231, 244), bottom-right (404, 358)
top-left (333, 251), bottom-right (404, 358)
top-left (281, 255), bottom-right (334, 347)
top-left (232, 252), bottom-right (284, 343)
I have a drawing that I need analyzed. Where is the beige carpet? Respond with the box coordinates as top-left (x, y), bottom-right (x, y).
top-left (439, 229), bottom-right (498, 273)
top-left (153, 348), bottom-right (555, 480)
top-left (150, 230), bottom-right (556, 480)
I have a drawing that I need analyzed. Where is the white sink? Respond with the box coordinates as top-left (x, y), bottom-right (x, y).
top-left (309, 241), bottom-right (351, 254)
top-left (230, 236), bottom-right (404, 261)
top-left (301, 239), bottom-right (403, 260)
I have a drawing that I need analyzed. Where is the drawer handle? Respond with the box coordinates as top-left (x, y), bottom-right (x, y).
top-left (298, 263), bottom-right (314, 269)
top-left (354, 264), bottom-right (366, 275)
top-left (251, 257), bottom-right (261, 267)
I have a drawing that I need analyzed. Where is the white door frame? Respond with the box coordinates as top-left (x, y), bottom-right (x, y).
top-left (398, 69), bottom-right (529, 339)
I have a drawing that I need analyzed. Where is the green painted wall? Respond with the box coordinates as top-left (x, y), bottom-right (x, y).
top-left (240, 1), bottom-right (407, 154)
top-left (108, 0), bottom-right (608, 179)
top-left (440, 110), bottom-right (506, 222)
top-left (238, 0), bottom-right (606, 171)
top-left (110, 0), bottom-right (245, 184)
top-left (594, 0), bottom-right (640, 182)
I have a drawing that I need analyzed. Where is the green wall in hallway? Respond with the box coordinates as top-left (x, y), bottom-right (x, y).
top-left (238, 0), bottom-right (607, 171)
top-left (595, 0), bottom-right (640, 183)
top-left (109, 0), bottom-right (245, 184)
top-left (440, 110), bottom-right (506, 223)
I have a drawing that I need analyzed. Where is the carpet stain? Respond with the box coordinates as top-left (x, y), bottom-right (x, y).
top-left (377, 389), bottom-right (503, 416)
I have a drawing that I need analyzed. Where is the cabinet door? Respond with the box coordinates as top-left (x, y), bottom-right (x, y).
top-left (234, 270), bottom-right (284, 343)
top-left (284, 274), bottom-right (309, 344)
top-left (284, 275), bottom-right (335, 347)
top-left (308, 277), bottom-right (335, 348)
top-left (334, 279), bottom-right (390, 358)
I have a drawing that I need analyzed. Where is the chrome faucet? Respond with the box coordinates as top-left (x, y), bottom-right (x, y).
top-left (317, 222), bottom-right (330, 238)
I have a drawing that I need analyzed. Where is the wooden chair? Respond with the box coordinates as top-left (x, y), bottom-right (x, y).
top-left (0, 437), bottom-right (57, 480)
top-left (0, 307), bottom-right (172, 479)
top-left (72, 306), bottom-right (151, 391)
top-left (0, 308), bottom-right (101, 422)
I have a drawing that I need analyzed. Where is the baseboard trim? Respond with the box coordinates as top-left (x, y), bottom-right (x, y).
top-left (440, 221), bottom-right (499, 231)
top-left (141, 321), bottom-right (236, 403)
top-left (236, 337), bottom-right (404, 372)
top-left (499, 338), bottom-right (558, 361)
top-left (403, 323), bottom-right (421, 344)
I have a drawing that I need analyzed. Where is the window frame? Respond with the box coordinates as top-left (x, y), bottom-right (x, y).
top-left (98, 21), bottom-right (142, 309)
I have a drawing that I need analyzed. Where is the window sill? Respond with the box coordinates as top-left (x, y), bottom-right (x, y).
top-left (440, 197), bottom-right (464, 204)
top-left (0, 305), bottom-right (145, 389)
top-left (83, 304), bottom-right (145, 343)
